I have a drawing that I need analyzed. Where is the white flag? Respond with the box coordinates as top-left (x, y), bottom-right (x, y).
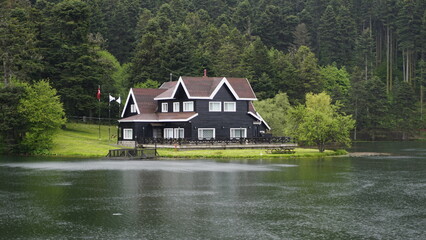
top-left (116, 96), bottom-right (121, 104)
top-left (109, 94), bottom-right (115, 102)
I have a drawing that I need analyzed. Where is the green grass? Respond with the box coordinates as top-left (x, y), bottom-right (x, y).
top-left (49, 122), bottom-right (347, 158)
top-left (50, 123), bottom-right (122, 157)
top-left (157, 148), bottom-right (347, 159)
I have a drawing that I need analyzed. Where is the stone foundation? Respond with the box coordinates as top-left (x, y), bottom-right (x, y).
top-left (118, 140), bottom-right (136, 148)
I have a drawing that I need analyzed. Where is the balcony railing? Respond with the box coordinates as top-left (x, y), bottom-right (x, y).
top-left (137, 137), bottom-right (293, 145)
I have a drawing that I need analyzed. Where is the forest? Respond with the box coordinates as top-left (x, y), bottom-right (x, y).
top-left (1, 0), bottom-right (425, 141)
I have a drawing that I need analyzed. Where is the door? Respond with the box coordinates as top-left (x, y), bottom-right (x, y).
top-left (153, 128), bottom-right (162, 138)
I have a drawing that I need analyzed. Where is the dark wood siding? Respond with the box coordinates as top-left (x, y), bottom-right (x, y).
top-left (157, 85), bottom-right (191, 113)
top-left (190, 85), bottom-right (259, 139)
top-left (122, 96), bottom-right (138, 118)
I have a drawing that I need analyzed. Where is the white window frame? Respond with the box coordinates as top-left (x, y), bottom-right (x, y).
top-left (161, 102), bottom-right (168, 112)
top-left (174, 128), bottom-right (184, 138)
top-left (198, 128), bottom-right (215, 140)
top-left (164, 128), bottom-right (184, 139)
top-left (130, 104), bottom-right (136, 113)
top-left (209, 101), bottom-right (222, 112)
top-left (123, 128), bottom-right (133, 140)
top-left (183, 101), bottom-right (194, 112)
top-left (230, 128), bottom-right (247, 139)
top-left (164, 128), bottom-right (174, 139)
top-left (224, 102), bottom-right (236, 112)
top-left (173, 102), bottom-right (180, 112)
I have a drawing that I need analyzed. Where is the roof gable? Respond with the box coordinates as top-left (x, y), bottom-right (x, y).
top-left (121, 88), bottom-right (166, 117)
top-left (153, 76), bottom-right (257, 100)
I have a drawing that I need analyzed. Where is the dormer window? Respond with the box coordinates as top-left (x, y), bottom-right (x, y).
top-left (209, 102), bottom-right (221, 112)
top-left (161, 103), bottom-right (168, 112)
top-left (183, 101), bottom-right (194, 112)
top-left (130, 104), bottom-right (136, 113)
top-left (224, 102), bottom-right (236, 112)
top-left (173, 102), bottom-right (180, 112)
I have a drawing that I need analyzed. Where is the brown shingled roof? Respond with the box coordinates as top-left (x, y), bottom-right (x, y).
top-left (132, 88), bottom-right (166, 113)
top-left (154, 76), bottom-right (257, 100)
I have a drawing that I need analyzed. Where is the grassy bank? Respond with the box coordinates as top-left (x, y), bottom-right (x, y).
top-left (50, 123), bottom-right (121, 157)
top-left (50, 123), bottom-right (346, 158)
top-left (157, 148), bottom-right (346, 159)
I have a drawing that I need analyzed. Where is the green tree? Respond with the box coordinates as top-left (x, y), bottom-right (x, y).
top-left (0, 84), bottom-right (27, 153)
top-left (134, 79), bottom-right (160, 89)
top-left (287, 92), bottom-right (355, 152)
top-left (0, 1), bottom-right (41, 85)
top-left (253, 92), bottom-right (291, 136)
top-left (320, 64), bottom-right (351, 104)
top-left (18, 80), bottom-right (66, 154)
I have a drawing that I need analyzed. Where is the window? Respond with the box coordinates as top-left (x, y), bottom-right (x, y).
top-left (183, 101), bottom-right (194, 112)
top-left (162, 103), bottom-right (168, 112)
top-left (174, 128), bottom-right (184, 138)
top-left (123, 128), bottom-right (133, 140)
top-left (209, 102), bottom-right (221, 112)
top-left (164, 128), bottom-right (184, 139)
top-left (164, 128), bottom-right (173, 139)
top-left (224, 102), bottom-right (236, 112)
top-left (198, 128), bottom-right (215, 140)
top-left (173, 102), bottom-right (180, 112)
top-left (130, 104), bottom-right (136, 113)
top-left (230, 128), bottom-right (247, 139)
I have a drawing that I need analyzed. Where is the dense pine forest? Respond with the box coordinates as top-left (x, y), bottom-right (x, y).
top-left (1, 0), bottom-right (425, 141)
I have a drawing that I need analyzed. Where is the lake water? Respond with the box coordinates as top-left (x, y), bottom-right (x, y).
top-left (0, 142), bottom-right (425, 239)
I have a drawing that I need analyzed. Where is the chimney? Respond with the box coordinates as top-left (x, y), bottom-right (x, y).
top-left (203, 69), bottom-right (207, 77)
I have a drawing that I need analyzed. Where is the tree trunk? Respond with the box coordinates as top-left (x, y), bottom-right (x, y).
top-left (386, 25), bottom-right (390, 94)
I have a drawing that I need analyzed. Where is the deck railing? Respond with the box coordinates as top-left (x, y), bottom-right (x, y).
top-left (137, 137), bottom-right (293, 145)
top-left (107, 148), bottom-right (157, 158)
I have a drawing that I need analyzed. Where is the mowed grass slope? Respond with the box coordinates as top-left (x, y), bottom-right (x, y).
top-left (50, 123), bottom-right (122, 157)
top-left (158, 148), bottom-right (346, 159)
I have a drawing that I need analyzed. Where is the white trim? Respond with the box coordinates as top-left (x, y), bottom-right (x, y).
top-left (230, 128), bottom-right (247, 139)
top-left (183, 101), bottom-right (194, 112)
top-left (173, 102), bottom-right (180, 112)
top-left (121, 88), bottom-right (140, 117)
top-left (161, 102), bottom-right (168, 112)
top-left (224, 102), bottom-right (236, 112)
top-left (247, 112), bottom-right (271, 130)
top-left (198, 128), bottom-right (215, 140)
top-left (174, 128), bottom-right (184, 138)
top-left (154, 77), bottom-right (190, 100)
top-left (164, 128), bottom-right (174, 139)
top-left (154, 77), bottom-right (257, 101)
top-left (118, 113), bottom-right (199, 123)
top-left (123, 128), bottom-right (133, 140)
top-left (209, 101), bottom-right (221, 112)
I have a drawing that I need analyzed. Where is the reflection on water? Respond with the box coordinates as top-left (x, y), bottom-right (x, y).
top-left (0, 142), bottom-right (425, 239)
top-left (1, 160), bottom-right (297, 172)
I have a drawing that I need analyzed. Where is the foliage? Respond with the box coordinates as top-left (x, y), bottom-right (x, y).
top-left (320, 64), bottom-right (351, 104)
top-left (18, 80), bottom-right (66, 154)
top-left (253, 92), bottom-right (291, 136)
top-left (134, 79), bottom-right (160, 89)
top-left (2, 0), bottom-right (426, 139)
top-left (287, 92), bottom-right (355, 152)
top-left (0, 84), bottom-right (27, 153)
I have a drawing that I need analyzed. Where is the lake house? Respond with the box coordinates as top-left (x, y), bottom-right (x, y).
top-left (118, 75), bottom-right (270, 145)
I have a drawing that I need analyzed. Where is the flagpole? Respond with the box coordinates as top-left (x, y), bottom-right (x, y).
top-left (108, 93), bottom-right (111, 141)
top-left (98, 85), bottom-right (101, 140)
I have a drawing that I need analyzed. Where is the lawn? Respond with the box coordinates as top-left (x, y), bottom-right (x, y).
top-left (157, 148), bottom-right (346, 159)
top-left (49, 123), bottom-right (346, 158)
top-left (50, 123), bottom-right (122, 157)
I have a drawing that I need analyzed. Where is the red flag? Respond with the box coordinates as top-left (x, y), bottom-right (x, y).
top-left (96, 86), bottom-right (101, 101)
